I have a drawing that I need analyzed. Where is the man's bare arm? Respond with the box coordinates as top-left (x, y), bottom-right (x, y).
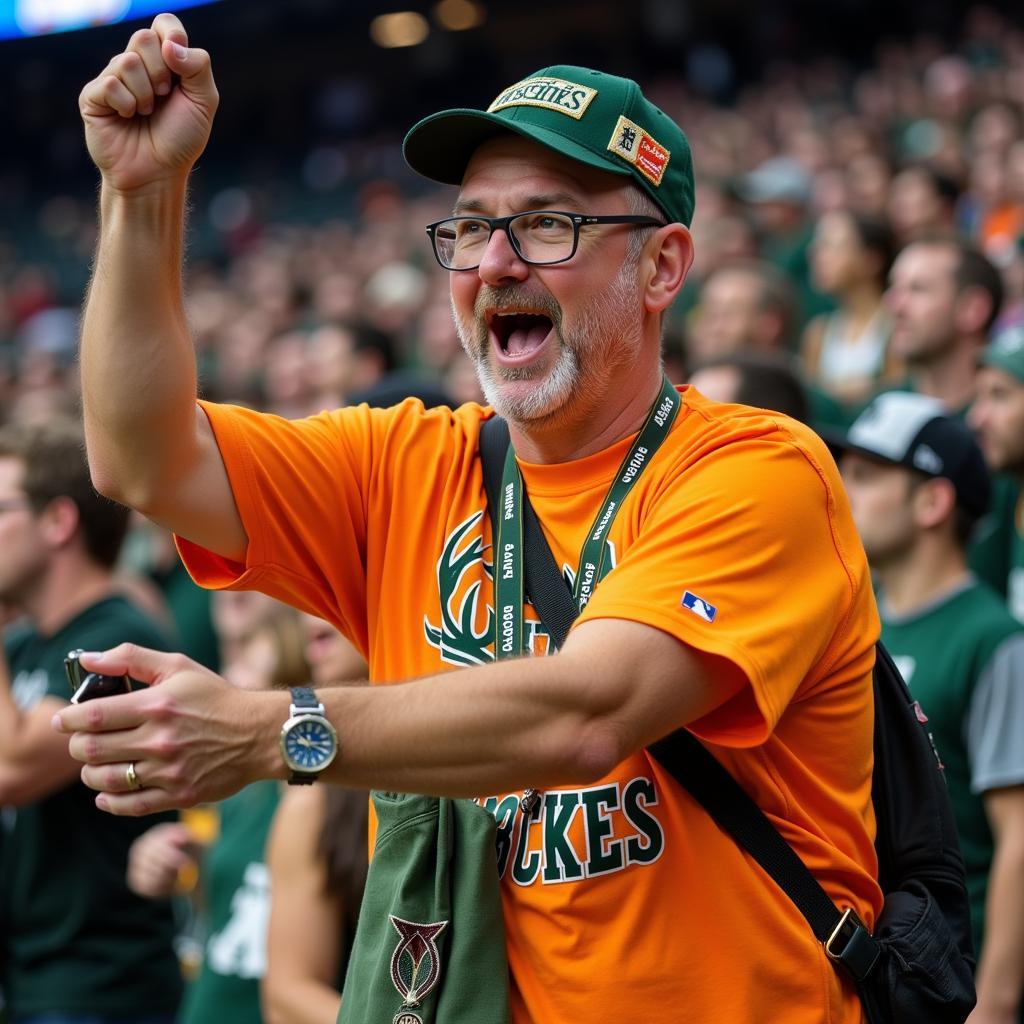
top-left (55, 618), bottom-right (745, 815)
top-left (79, 14), bottom-right (246, 560)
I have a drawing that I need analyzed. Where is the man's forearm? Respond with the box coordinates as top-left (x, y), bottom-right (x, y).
top-left (273, 619), bottom-right (722, 798)
top-left (62, 619), bottom-right (725, 815)
top-left (305, 649), bottom-right (619, 796)
top-left (81, 181), bottom-right (199, 510)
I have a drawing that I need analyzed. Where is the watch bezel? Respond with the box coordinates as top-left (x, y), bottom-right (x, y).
top-left (280, 711), bottom-right (339, 774)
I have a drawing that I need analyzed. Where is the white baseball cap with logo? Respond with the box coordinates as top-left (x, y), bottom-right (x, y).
top-left (832, 391), bottom-right (992, 518)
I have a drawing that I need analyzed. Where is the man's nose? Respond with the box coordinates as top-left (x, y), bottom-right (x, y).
top-left (477, 225), bottom-right (530, 286)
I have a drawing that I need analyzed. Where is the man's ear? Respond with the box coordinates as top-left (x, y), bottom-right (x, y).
top-left (953, 284), bottom-right (994, 337)
top-left (643, 224), bottom-right (694, 315)
top-left (912, 476), bottom-right (957, 531)
top-left (38, 496), bottom-right (80, 550)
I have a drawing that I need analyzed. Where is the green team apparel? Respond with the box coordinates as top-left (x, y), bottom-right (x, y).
top-left (880, 577), bottom-right (1024, 958)
top-left (1009, 489), bottom-right (1024, 623)
top-left (968, 475), bottom-right (1022, 603)
top-left (338, 792), bottom-right (510, 1024)
top-left (180, 781), bottom-right (280, 1024)
top-left (0, 595), bottom-right (183, 1017)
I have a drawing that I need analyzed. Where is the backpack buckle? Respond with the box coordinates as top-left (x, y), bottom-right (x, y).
top-left (825, 907), bottom-right (881, 982)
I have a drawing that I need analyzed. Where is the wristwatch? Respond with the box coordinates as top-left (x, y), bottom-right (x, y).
top-left (280, 687), bottom-right (339, 785)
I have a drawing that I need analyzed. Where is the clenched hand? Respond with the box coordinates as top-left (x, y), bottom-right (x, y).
top-left (79, 12), bottom-right (219, 194)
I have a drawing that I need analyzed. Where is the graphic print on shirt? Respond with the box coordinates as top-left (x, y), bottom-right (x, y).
top-left (424, 511), bottom-right (562, 664)
top-left (12, 669), bottom-right (49, 710)
top-left (479, 776), bottom-right (665, 886)
top-left (205, 861), bottom-right (271, 979)
top-left (423, 512), bottom-right (619, 666)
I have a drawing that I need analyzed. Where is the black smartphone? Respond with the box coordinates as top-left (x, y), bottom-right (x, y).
top-left (64, 648), bottom-right (133, 704)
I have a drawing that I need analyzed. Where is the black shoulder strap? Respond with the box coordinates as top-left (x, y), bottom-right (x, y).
top-left (477, 414), bottom-right (879, 982)
top-left (479, 416), bottom-right (579, 650)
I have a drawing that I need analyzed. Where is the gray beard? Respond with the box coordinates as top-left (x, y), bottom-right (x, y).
top-left (452, 262), bottom-right (644, 425)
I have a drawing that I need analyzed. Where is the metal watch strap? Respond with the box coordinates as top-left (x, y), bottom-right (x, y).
top-left (287, 686), bottom-right (324, 785)
top-left (290, 685), bottom-right (319, 713)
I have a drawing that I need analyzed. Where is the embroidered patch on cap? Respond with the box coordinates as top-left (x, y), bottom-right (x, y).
top-left (488, 77), bottom-right (598, 119)
top-left (607, 115), bottom-right (670, 186)
top-left (681, 591), bottom-right (716, 622)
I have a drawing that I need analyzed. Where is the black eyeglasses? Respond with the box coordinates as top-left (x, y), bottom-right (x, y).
top-left (425, 210), bottom-right (666, 271)
top-left (0, 499), bottom-right (30, 514)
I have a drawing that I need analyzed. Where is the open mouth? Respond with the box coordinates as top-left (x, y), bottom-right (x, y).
top-left (487, 310), bottom-right (554, 361)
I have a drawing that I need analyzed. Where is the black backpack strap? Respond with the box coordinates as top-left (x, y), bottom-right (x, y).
top-left (477, 414), bottom-right (880, 983)
top-left (479, 416), bottom-right (578, 650)
top-left (647, 730), bottom-right (880, 981)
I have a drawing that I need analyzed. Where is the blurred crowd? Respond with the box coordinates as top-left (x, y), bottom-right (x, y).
top-left (3, 4), bottom-right (1024, 1023)
top-left (0, 8), bottom-right (1023, 429)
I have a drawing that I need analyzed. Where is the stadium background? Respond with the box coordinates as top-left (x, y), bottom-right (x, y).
top-left (4, 0), bottom-right (1024, 417)
top-left (3, 1), bottom-right (1024, 1018)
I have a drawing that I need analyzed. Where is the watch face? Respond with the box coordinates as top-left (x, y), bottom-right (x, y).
top-left (282, 714), bottom-right (338, 773)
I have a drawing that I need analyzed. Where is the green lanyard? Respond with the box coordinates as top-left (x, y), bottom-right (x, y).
top-left (493, 375), bottom-right (680, 660)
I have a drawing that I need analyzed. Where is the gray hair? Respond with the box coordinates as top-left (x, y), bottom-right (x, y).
top-left (625, 186), bottom-right (666, 264)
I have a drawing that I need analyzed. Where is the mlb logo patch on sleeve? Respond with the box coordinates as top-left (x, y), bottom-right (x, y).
top-left (681, 591), bottom-right (717, 622)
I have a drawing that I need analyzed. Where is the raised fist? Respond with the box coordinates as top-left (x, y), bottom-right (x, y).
top-left (79, 13), bottom-right (219, 194)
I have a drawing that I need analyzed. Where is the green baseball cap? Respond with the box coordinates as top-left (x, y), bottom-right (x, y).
top-left (403, 65), bottom-right (695, 227)
top-left (979, 325), bottom-right (1024, 383)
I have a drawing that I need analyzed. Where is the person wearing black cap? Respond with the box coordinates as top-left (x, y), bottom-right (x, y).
top-left (838, 391), bottom-right (1024, 1024)
top-left (66, 14), bottom-right (885, 1023)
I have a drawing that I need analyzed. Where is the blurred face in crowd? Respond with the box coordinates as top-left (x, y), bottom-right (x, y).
top-left (689, 214), bottom-right (757, 280)
top-left (302, 614), bottom-right (367, 686)
top-left (887, 169), bottom-right (947, 242)
top-left (449, 136), bottom-right (648, 425)
top-left (810, 211), bottom-right (875, 295)
top-left (0, 457), bottom-right (45, 608)
top-left (211, 589), bottom-right (279, 645)
top-left (840, 453), bottom-right (920, 567)
top-left (969, 366), bottom-right (1024, 475)
top-left (306, 324), bottom-right (355, 398)
top-left (886, 243), bottom-right (958, 362)
top-left (845, 153), bottom-right (891, 217)
top-left (688, 364), bottom-right (740, 404)
top-left (263, 331), bottom-right (312, 410)
top-left (689, 268), bottom-right (782, 362)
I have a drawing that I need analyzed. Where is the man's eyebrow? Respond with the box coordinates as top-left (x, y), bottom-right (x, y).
top-left (451, 192), bottom-right (584, 216)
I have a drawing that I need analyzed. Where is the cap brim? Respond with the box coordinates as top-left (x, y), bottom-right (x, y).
top-left (403, 109), bottom-right (634, 188)
top-left (819, 427), bottom-right (903, 469)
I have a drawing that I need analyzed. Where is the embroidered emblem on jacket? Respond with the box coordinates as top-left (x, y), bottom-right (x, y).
top-left (389, 915), bottom-right (448, 1019)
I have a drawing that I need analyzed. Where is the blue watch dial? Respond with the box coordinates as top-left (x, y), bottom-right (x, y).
top-left (283, 715), bottom-right (337, 772)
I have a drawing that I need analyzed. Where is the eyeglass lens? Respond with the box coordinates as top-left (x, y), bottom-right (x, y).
top-left (433, 212), bottom-right (576, 270)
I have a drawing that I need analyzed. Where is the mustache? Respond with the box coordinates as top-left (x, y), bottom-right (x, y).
top-left (473, 285), bottom-right (562, 328)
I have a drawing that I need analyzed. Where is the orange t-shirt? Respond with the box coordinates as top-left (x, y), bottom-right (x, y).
top-left (178, 387), bottom-right (882, 1024)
